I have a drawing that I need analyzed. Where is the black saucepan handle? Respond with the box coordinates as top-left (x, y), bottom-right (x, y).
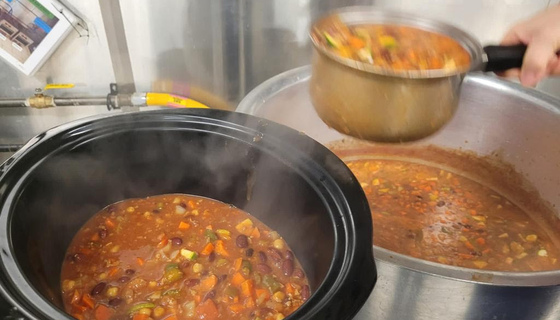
top-left (483, 44), bottom-right (527, 72)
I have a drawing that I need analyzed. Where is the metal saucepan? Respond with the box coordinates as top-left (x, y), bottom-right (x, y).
top-left (309, 7), bottom-right (530, 143)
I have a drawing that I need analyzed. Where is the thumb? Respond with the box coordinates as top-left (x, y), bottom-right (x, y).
top-left (520, 34), bottom-right (560, 87)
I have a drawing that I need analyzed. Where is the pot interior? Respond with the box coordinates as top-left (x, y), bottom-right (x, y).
top-left (6, 121), bottom-right (337, 315)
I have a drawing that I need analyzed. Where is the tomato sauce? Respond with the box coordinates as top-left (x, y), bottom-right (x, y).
top-left (346, 159), bottom-right (560, 271)
top-left (61, 194), bottom-right (309, 320)
top-left (313, 18), bottom-right (471, 72)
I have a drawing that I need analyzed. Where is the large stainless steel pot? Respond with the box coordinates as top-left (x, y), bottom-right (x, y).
top-left (237, 65), bottom-right (560, 320)
top-left (309, 7), bottom-right (529, 143)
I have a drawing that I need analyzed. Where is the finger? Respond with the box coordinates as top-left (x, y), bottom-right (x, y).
top-left (500, 27), bottom-right (524, 46)
top-left (496, 68), bottom-right (521, 78)
top-left (520, 35), bottom-right (559, 87)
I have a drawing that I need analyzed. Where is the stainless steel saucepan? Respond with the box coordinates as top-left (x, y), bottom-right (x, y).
top-left (309, 7), bottom-right (531, 143)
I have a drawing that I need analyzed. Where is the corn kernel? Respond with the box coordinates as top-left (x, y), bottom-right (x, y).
top-left (526, 234), bottom-right (538, 242)
top-left (126, 206), bottom-right (135, 213)
top-left (106, 286), bottom-right (119, 297)
top-left (153, 306), bottom-right (165, 317)
top-left (273, 239), bottom-right (285, 250)
top-left (193, 263), bottom-right (203, 273)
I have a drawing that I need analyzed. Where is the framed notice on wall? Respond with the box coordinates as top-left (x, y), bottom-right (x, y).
top-left (0, 0), bottom-right (78, 75)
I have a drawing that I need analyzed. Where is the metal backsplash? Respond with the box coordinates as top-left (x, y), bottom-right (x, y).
top-left (0, 0), bottom-right (559, 147)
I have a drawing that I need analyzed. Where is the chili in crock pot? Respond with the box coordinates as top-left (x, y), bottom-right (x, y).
top-left (346, 159), bottom-right (560, 271)
top-left (61, 194), bottom-right (309, 320)
top-left (312, 18), bottom-right (471, 71)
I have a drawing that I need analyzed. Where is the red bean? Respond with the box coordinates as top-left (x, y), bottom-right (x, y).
top-left (282, 259), bottom-right (294, 276)
top-left (285, 250), bottom-right (294, 261)
top-left (267, 248), bottom-right (282, 263)
top-left (218, 274), bottom-right (228, 283)
top-left (246, 248), bottom-right (254, 257)
top-left (301, 285), bottom-right (310, 300)
top-left (258, 251), bottom-right (267, 263)
top-left (90, 282), bottom-right (106, 296)
top-left (185, 279), bottom-right (200, 287)
top-left (125, 269), bottom-right (135, 275)
top-left (208, 252), bottom-right (216, 263)
top-left (108, 298), bottom-right (122, 306)
top-left (236, 235), bottom-right (249, 248)
top-left (293, 268), bottom-right (305, 279)
top-left (171, 237), bottom-right (183, 246)
top-left (179, 202), bottom-right (187, 208)
top-left (202, 290), bottom-right (216, 302)
top-left (98, 229), bottom-right (107, 239)
top-left (255, 263), bottom-right (272, 274)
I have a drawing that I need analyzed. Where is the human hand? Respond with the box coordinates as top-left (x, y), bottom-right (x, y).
top-left (500, 5), bottom-right (560, 87)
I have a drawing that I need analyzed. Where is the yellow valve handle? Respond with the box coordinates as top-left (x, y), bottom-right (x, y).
top-left (43, 83), bottom-right (75, 90)
top-left (146, 93), bottom-right (209, 109)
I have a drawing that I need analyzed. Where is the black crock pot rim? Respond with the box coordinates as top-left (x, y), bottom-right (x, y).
top-left (0, 109), bottom-right (376, 320)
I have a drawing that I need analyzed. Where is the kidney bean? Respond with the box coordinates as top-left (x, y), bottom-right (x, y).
top-left (293, 268), bottom-right (305, 279)
top-left (258, 251), bottom-right (267, 263)
top-left (170, 237), bottom-right (183, 246)
top-left (108, 298), bottom-right (122, 306)
top-left (218, 274), bottom-right (228, 283)
top-left (125, 269), bottom-right (135, 275)
top-left (185, 279), bottom-right (200, 287)
top-left (284, 250), bottom-right (294, 261)
top-left (90, 282), bottom-right (106, 296)
top-left (245, 248), bottom-right (254, 257)
top-left (267, 248), bottom-right (282, 263)
top-left (118, 276), bottom-right (130, 283)
top-left (208, 252), bottom-right (216, 263)
top-left (301, 285), bottom-right (310, 301)
top-left (180, 261), bottom-right (191, 269)
top-left (179, 202), bottom-right (187, 208)
top-left (202, 290), bottom-right (216, 302)
top-left (236, 235), bottom-right (249, 248)
top-left (98, 229), bottom-right (107, 239)
top-left (255, 263), bottom-right (272, 274)
top-left (152, 209), bottom-right (161, 214)
top-left (282, 259), bottom-right (294, 276)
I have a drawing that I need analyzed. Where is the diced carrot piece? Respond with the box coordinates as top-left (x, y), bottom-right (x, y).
top-left (256, 288), bottom-right (269, 301)
top-left (94, 304), bottom-right (115, 320)
top-left (285, 283), bottom-right (294, 295)
top-left (465, 241), bottom-right (475, 251)
top-left (91, 233), bottom-right (100, 241)
top-left (476, 237), bottom-right (486, 246)
top-left (250, 227), bottom-right (260, 239)
top-left (469, 209), bottom-right (477, 216)
top-left (72, 304), bottom-right (88, 313)
top-left (244, 296), bottom-right (255, 308)
top-left (187, 200), bottom-right (196, 209)
top-left (349, 36), bottom-right (365, 49)
top-left (196, 299), bottom-right (219, 320)
top-left (166, 315), bottom-right (178, 320)
top-left (105, 219), bottom-right (115, 229)
top-left (233, 258), bottom-right (242, 271)
top-left (240, 279), bottom-right (255, 299)
top-left (214, 240), bottom-right (229, 257)
top-left (72, 313), bottom-right (85, 320)
top-left (81, 294), bottom-right (95, 309)
top-left (231, 272), bottom-right (245, 286)
top-left (137, 257), bottom-right (145, 266)
top-left (179, 221), bottom-right (190, 230)
top-left (71, 290), bottom-right (81, 304)
top-left (158, 235), bottom-right (169, 248)
top-left (132, 314), bottom-right (149, 320)
top-left (228, 303), bottom-right (244, 313)
top-left (200, 274), bottom-right (218, 292)
top-left (108, 267), bottom-right (120, 277)
top-left (201, 243), bottom-right (214, 256)
top-left (195, 295), bottom-right (201, 304)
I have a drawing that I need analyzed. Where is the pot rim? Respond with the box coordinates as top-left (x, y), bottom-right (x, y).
top-left (309, 6), bottom-right (484, 79)
top-left (0, 109), bottom-right (377, 319)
